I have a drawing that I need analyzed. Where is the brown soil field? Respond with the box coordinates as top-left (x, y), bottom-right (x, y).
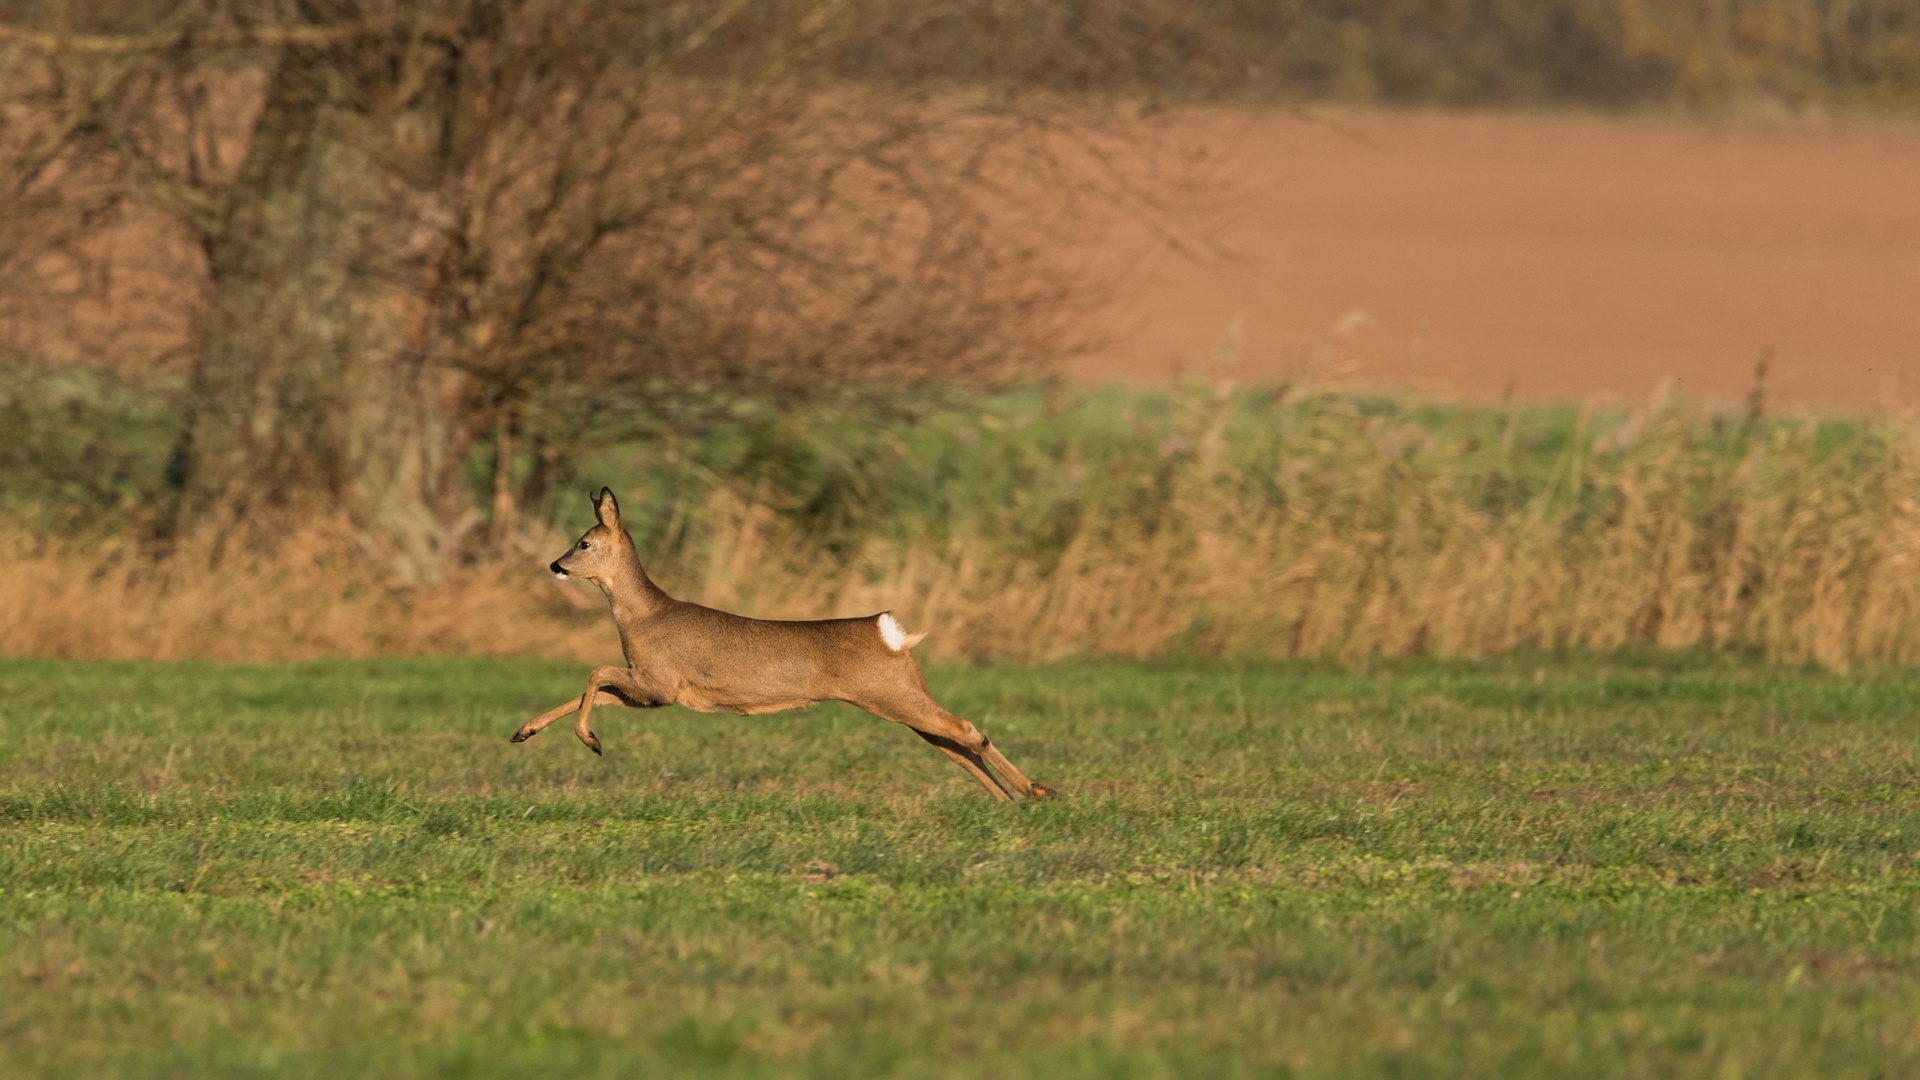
top-left (1074, 108), bottom-right (1920, 413)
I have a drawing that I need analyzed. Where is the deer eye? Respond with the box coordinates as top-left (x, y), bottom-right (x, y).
top-left (578, 540), bottom-right (590, 549)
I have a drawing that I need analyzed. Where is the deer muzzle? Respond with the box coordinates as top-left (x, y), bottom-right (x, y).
top-left (551, 560), bottom-right (569, 580)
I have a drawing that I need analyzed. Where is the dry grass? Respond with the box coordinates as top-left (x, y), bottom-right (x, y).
top-left (0, 520), bottom-right (608, 662)
top-left (9, 388), bottom-right (1920, 668)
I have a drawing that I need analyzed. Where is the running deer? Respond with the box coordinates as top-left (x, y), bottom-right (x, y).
top-left (510, 488), bottom-right (1051, 801)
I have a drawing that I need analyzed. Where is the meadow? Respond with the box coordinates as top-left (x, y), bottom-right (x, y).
top-left (2, 650), bottom-right (1916, 1078)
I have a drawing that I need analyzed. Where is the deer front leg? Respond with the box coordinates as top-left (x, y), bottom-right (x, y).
top-left (511, 691), bottom-right (624, 744)
top-left (573, 666), bottom-right (658, 756)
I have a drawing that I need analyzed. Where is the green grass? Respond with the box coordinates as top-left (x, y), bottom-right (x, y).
top-left (2, 653), bottom-right (1917, 1078)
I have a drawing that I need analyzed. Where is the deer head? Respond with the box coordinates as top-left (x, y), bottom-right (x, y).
top-left (550, 488), bottom-right (631, 584)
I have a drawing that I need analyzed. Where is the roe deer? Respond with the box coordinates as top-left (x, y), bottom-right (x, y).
top-left (510, 488), bottom-right (1052, 801)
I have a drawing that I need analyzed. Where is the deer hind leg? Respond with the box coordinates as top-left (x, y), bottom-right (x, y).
top-left (975, 735), bottom-right (1053, 800)
top-left (510, 691), bottom-right (623, 744)
top-left (909, 729), bottom-right (1011, 801)
top-left (861, 693), bottom-right (1051, 800)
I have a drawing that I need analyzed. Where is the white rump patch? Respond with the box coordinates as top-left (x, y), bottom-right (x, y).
top-left (877, 613), bottom-right (912, 652)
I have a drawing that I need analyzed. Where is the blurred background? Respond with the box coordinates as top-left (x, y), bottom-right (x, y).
top-left (3, 0), bottom-right (1919, 665)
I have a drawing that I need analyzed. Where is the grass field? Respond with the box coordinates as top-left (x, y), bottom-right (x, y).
top-left (2, 653), bottom-right (1916, 1078)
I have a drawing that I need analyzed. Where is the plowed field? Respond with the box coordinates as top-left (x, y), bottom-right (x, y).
top-left (1075, 109), bottom-right (1920, 412)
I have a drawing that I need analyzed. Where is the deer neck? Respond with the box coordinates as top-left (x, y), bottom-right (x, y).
top-left (597, 546), bottom-right (672, 628)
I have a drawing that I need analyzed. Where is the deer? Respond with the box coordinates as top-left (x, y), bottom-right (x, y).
top-left (509, 488), bottom-right (1052, 801)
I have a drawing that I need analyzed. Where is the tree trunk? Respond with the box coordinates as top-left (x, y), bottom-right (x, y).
top-left (178, 45), bottom-right (473, 582)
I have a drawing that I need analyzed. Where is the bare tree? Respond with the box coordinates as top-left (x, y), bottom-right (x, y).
top-left (0, 0), bottom-right (1094, 579)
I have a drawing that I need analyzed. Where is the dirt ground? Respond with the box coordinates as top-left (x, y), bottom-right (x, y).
top-left (1073, 108), bottom-right (1920, 413)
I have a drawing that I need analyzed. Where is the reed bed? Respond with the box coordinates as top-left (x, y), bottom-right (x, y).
top-left (6, 386), bottom-right (1920, 667)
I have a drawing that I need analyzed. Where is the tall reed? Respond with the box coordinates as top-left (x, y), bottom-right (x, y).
top-left (6, 386), bottom-right (1920, 668)
top-left (644, 388), bottom-right (1920, 670)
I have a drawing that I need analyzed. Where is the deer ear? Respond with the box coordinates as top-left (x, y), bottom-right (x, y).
top-left (595, 487), bottom-right (621, 528)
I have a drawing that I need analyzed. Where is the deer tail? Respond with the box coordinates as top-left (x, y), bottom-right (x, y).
top-left (876, 612), bottom-right (926, 652)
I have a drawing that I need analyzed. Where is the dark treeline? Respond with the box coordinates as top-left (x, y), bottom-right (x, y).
top-left (10, 1), bottom-right (1917, 109)
top-left (811, 0), bottom-right (1920, 112)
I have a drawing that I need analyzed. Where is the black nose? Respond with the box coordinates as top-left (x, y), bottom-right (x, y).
top-left (550, 560), bottom-right (565, 575)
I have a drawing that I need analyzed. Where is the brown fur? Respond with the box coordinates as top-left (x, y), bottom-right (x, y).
top-left (510, 489), bottom-right (1051, 801)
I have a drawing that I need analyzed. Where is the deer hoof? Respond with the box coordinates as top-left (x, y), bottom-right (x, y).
top-left (509, 730), bottom-right (530, 743)
top-left (585, 732), bottom-right (602, 756)
top-left (1029, 783), bottom-right (1055, 799)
